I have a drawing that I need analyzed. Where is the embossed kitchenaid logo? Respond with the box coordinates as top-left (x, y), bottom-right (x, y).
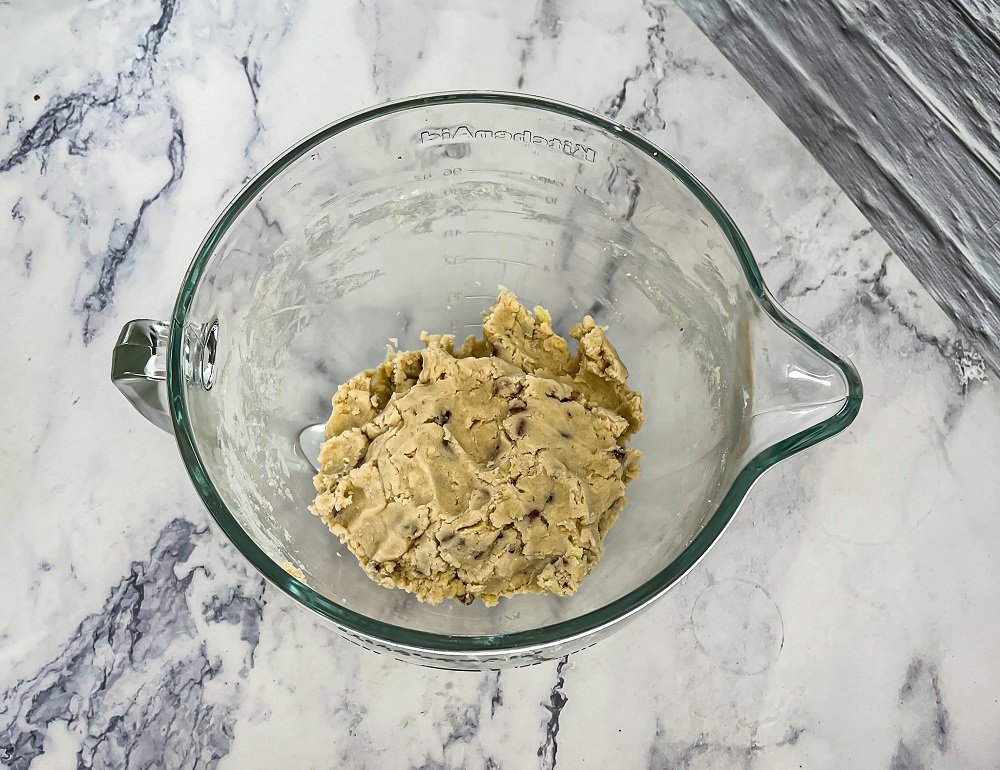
top-left (419, 126), bottom-right (598, 163)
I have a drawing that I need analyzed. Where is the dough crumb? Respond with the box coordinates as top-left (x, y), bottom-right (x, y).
top-left (310, 288), bottom-right (643, 606)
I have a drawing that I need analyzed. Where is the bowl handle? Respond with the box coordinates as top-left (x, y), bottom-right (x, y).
top-left (110, 319), bottom-right (174, 433)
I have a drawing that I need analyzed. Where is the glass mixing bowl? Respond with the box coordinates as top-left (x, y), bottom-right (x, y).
top-left (111, 93), bottom-right (861, 669)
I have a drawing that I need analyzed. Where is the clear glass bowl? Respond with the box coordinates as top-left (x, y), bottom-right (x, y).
top-left (112, 93), bottom-right (861, 669)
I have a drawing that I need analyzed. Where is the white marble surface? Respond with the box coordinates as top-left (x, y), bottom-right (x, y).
top-left (1, 0), bottom-right (998, 767)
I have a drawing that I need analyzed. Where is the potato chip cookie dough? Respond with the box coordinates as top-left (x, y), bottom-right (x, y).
top-left (311, 288), bottom-right (643, 606)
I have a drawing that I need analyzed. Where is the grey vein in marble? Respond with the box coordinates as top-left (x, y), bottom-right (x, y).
top-left (2, 0), bottom-right (183, 345)
top-left (0, 521), bottom-right (265, 770)
top-left (537, 656), bottom-right (569, 770)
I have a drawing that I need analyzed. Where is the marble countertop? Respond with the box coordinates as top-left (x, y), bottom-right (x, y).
top-left (2, 0), bottom-right (998, 767)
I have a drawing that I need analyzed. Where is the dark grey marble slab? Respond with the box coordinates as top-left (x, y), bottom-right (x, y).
top-left (677, 0), bottom-right (1000, 371)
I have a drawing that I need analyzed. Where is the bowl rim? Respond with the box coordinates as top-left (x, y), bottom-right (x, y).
top-left (167, 90), bottom-right (863, 655)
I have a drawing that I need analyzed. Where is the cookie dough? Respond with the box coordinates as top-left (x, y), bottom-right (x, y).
top-left (310, 288), bottom-right (643, 605)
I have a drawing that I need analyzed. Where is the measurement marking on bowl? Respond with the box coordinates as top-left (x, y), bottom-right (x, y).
top-left (444, 256), bottom-right (534, 267)
top-left (261, 304), bottom-right (310, 320)
top-left (460, 228), bottom-right (545, 238)
top-left (320, 195), bottom-right (349, 210)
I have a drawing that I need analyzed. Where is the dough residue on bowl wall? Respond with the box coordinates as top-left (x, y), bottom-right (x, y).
top-left (310, 287), bottom-right (643, 606)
